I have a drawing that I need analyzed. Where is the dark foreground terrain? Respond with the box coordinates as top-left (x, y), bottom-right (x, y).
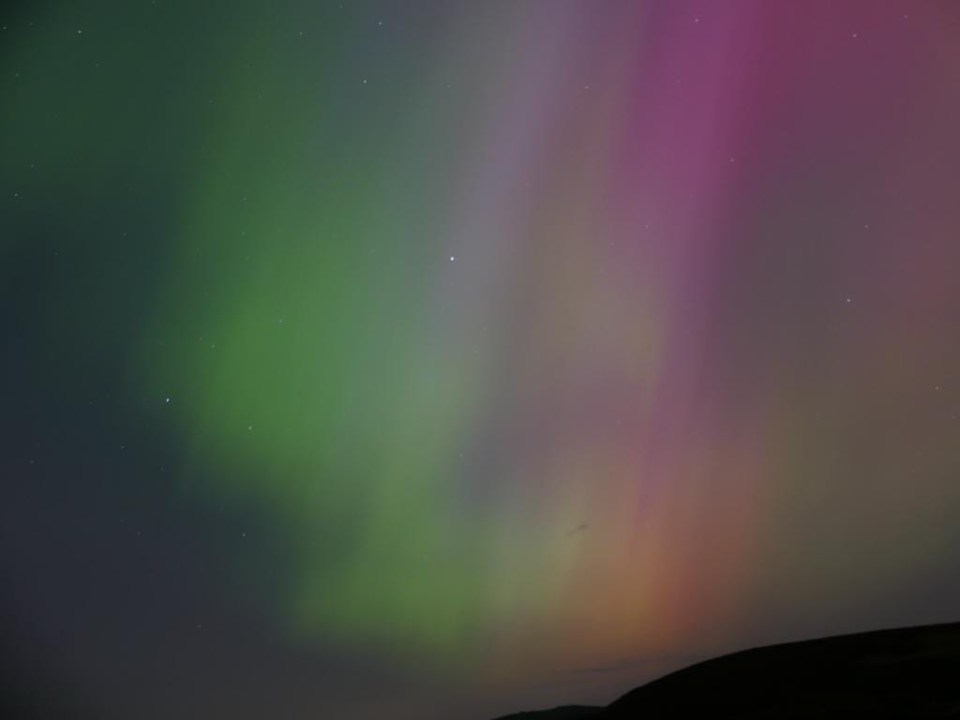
top-left (495, 622), bottom-right (960, 719)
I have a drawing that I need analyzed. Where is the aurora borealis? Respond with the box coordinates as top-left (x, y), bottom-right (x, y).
top-left (3, 1), bottom-right (960, 718)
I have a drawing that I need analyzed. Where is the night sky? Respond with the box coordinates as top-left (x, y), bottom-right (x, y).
top-left (3, 1), bottom-right (960, 719)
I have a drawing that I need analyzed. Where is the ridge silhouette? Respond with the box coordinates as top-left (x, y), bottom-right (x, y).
top-left (493, 621), bottom-right (960, 719)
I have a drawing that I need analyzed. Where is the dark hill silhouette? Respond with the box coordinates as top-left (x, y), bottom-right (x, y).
top-left (493, 622), bottom-right (960, 719)
top-left (494, 707), bottom-right (602, 720)
top-left (497, 705), bottom-right (605, 720)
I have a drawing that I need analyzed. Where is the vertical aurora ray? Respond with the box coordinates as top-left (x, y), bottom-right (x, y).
top-left (141, 0), bottom-right (960, 678)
